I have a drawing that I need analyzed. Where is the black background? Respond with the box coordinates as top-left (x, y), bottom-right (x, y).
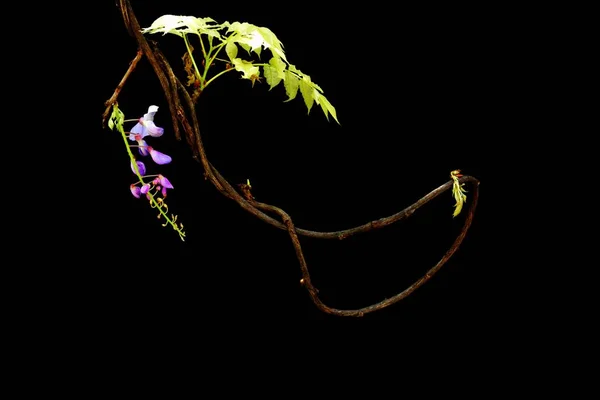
top-left (53, 0), bottom-right (511, 326)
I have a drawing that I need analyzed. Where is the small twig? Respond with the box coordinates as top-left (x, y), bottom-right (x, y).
top-left (102, 48), bottom-right (143, 127)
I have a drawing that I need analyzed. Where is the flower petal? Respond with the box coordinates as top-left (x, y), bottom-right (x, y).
top-left (148, 147), bottom-right (172, 165)
top-left (130, 184), bottom-right (141, 199)
top-left (143, 120), bottom-right (164, 137)
top-left (158, 174), bottom-right (174, 189)
top-left (140, 184), bottom-right (150, 194)
top-left (131, 160), bottom-right (146, 176)
top-left (129, 123), bottom-right (148, 139)
top-left (143, 106), bottom-right (159, 122)
top-left (140, 106), bottom-right (164, 137)
top-left (137, 139), bottom-right (149, 156)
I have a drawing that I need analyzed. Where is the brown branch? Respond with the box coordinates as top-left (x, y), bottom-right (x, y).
top-left (102, 48), bottom-right (143, 127)
top-left (251, 180), bottom-right (479, 316)
top-left (118, 0), bottom-right (181, 147)
top-left (211, 159), bottom-right (477, 241)
top-left (154, 47), bottom-right (184, 143)
top-left (109, 0), bottom-right (482, 316)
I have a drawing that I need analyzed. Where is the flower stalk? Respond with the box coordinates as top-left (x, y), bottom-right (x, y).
top-left (108, 103), bottom-right (186, 241)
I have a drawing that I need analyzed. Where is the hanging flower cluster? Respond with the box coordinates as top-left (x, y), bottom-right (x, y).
top-left (108, 104), bottom-right (186, 241)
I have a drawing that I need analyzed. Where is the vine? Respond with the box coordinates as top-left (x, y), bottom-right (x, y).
top-left (103, 0), bottom-right (480, 317)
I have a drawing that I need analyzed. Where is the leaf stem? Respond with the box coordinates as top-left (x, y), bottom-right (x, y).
top-left (201, 42), bottom-right (227, 88)
top-left (204, 67), bottom-right (235, 88)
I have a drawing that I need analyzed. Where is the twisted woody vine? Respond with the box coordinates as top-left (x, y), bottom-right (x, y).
top-left (103, 1), bottom-right (480, 317)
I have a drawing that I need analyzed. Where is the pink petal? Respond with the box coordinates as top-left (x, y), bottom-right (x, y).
top-left (158, 175), bottom-right (174, 189)
top-left (130, 184), bottom-right (141, 199)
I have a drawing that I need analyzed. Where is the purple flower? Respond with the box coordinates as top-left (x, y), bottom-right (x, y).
top-left (131, 160), bottom-right (146, 176)
top-left (140, 184), bottom-right (150, 195)
top-left (130, 184), bottom-right (141, 199)
top-left (128, 105), bottom-right (164, 138)
top-left (129, 135), bottom-right (149, 156)
top-left (153, 174), bottom-right (174, 197)
top-left (148, 146), bottom-right (172, 165)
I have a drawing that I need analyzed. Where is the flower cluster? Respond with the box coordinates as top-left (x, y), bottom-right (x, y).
top-left (108, 104), bottom-right (186, 241)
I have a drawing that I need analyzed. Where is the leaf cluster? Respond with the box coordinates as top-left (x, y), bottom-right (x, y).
top-left (142, 15), bottom-right (339, 123)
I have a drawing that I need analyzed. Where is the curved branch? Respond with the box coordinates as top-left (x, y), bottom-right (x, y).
top-left (252, 180), bottom-right (479, 316)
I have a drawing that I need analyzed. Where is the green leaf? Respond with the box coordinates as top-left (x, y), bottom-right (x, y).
top-left (315, 93), bottom-right (340, 124)
top-left (141, 15), bottom-right (224, 39)
top-left (231, 58), bottom-right (259, 79)
top-left (117, 109), bottom-right (124, 126)
top-left (299, 78), bottom-right (315, 114)
top-left (226, 22), bottom-right (287, 62)
top-left (227, 22), bottom-right (262, 54)
top-left (141, 14), bottom-right (188, 36)
top-left (239, 42), bottom-right (252, 55)
top-left (263, 56), bottom-right (286, 90)
top-left (269, 57), bottom-right (286, 79)
top-left (450, 170), bottom-right (468, 217)
top-left (226, 21), bottom-right (249, 35)
top-left (283, 70), bottom-right (299, 102)
top-left (108, 104), bottom-right (125, 131)
top-left (256, 26), bottom-right (286, 61)
top-left (263, 65), bottom-right (282, 90)
top-left (225, 40), bottom-right (238, 61)
top-left (310, 80), bottom-right (323, 93)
